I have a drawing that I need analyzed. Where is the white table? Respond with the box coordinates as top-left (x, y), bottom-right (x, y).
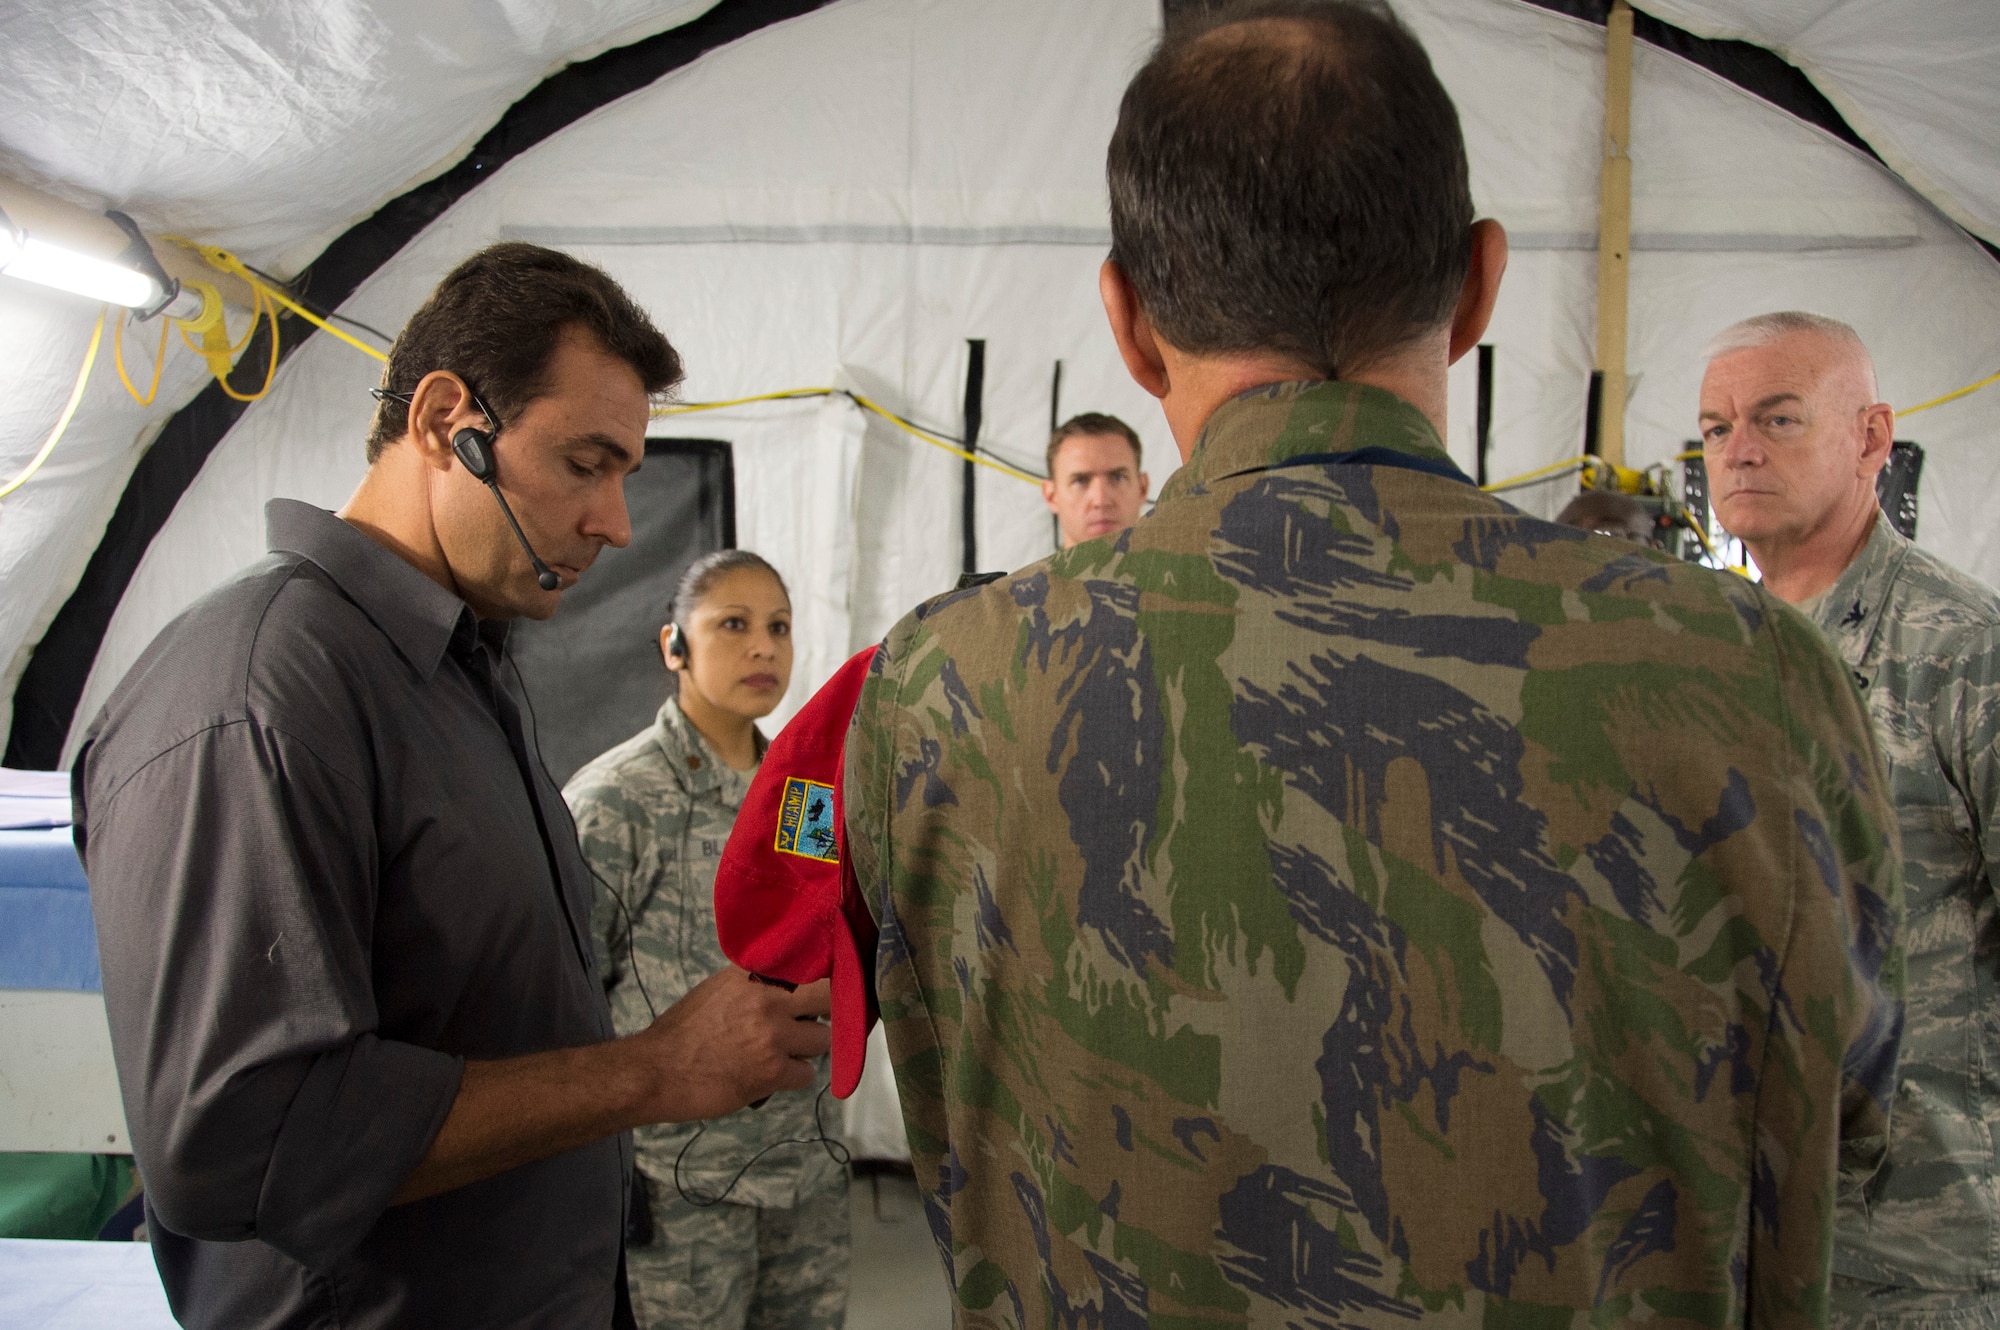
top-left (0, 1239), bottom-right (174, 1329)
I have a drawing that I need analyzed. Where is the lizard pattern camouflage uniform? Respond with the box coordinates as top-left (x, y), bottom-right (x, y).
top-left (845, 380), bottom-right (1905, 1329)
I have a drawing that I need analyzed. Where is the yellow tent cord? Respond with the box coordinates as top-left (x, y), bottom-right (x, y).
top-left (172, 239), bottom-right (389, 365)
top-left (656, 387), bottom-right (1044, 485)
top-left (654, 389), bottom-right (834, 414)
top-left (1, 306), bottom-right (106, 501)
top-left (1899, 368), bottom-right (2000, 418)
top-left (1481, 455), bottom-right (1588, 493)
top-left (209, 285), bottom-right (281, 403)
top-left (114, 307), bottom-right (171, 407)
top-left (849, 393), bottom-right (1041, 483)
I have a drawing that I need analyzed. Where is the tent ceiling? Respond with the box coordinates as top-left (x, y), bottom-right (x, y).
top-left (1642, 0), bottom-right (2000, 249)
top-left (0, 0), bottom-right (719, 272)
top-left (0, 0), bottom-right (1996, 768)
top-left (1, 1), bottom-right (1993, 267)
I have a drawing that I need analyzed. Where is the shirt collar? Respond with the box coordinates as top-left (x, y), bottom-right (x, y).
top-left (266, 498), bottom-right (477, 680)
top-left (1161, 380), bottom-right (1453, 498)
top-left (1810, 511), bottom-right (1911, 667)
top-left (651, 694), bottom-right (762, 805)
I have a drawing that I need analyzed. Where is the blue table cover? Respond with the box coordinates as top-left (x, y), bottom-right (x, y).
top-left (0, 827), bottom-right (98, 992)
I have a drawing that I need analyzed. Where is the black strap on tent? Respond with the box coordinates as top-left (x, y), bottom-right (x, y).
top-left (5, 0), bottom-right (834, 770)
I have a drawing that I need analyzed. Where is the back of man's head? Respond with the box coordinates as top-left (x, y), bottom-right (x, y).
top-left (366, 242), bottom-right (684, 463)
top-left (1107, 0), bottom-right (1472, 378)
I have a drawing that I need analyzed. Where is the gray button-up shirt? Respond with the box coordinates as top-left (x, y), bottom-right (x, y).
top-left (74, 499), bottom-right (627, 1329)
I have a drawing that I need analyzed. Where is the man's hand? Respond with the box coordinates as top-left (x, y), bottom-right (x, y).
top-left (389, 968), bottom-right (830, 1206)
top-left (627, 967), bottom-right (832, 1122)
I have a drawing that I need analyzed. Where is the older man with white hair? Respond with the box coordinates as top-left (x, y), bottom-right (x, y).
top-left (1703, 311), bottom-right (2000, 1328)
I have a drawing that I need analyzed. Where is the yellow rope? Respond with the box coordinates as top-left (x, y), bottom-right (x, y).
top-left (1, 306), bottom-right (106, 501)
top-left (655, 387), bottom-right (1044, 485)
top-left (849, 393), bottom-right (1041, 483)
top-left (654, 389), bottom-right (834, 414)
top-left (1481, 455), bottom-right (1588, 493)
top-left (114, 307), bottom-right (171, 407)
top-left (171, 240), bottom-right (390, 365)
top-left (212, 285), bottom-right (281, 403)
top-left (1898, 368), bottom-right (2000, 418)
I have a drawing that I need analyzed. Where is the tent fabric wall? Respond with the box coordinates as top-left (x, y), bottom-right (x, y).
top-left (1641, 0), bottom-right (2000, 250)
top-left (705, 394), bottom-right (866, 731)
top-left (45, 0), bottom-right (2000, 768)
top-left (1420, 0), bottom-right (2000, 568)
top-left (0, 0), bottom-right (837, 765)
top-left (58, 0), bottom-right (1172, 766)
top-left (0, 0), bottom-right (720, 270)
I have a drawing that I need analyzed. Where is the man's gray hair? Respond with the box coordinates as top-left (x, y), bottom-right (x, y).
top-left (1703, 310), bottom-right (1865, 363)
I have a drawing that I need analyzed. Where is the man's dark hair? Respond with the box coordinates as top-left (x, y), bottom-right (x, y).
top-left (1555, 490), bottom-right (1655, 544)
top-left (1108, 0), bottom-right (1473, 377)
top-left (1046, 412), bottom-right (1144, 476)
top-left (366, 242), bottom-right (684, 462)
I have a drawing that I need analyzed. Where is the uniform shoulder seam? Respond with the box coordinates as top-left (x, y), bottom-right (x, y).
top-left (89, 716), bottom-right (368, 821)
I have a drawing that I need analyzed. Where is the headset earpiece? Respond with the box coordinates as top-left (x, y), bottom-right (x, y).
top-left (666, 623), bottom-right (688, 664)
top-left (452, 426), bottom-right (497, 483)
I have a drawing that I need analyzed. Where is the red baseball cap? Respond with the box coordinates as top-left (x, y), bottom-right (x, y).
top-left (714, 646), bottom-right (880, 1098)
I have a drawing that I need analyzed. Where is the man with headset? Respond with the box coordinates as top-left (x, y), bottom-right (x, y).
top-left (73, 242), bottom-right (830, 1329)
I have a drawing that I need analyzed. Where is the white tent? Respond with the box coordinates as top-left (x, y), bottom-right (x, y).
top-left (2, 0), bottom-right (1998, 764)
top-left (1, 0), bottom-right (1997, 1160)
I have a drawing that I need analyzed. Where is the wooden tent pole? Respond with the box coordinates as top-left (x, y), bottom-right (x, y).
top-left (1593, 0), bottom-right (1635, 467)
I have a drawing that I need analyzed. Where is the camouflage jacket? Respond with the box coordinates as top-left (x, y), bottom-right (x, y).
top-left (565, 696), bottom-right (841, 1208)
top-left (1812, 516), bottom-right (2000, 1289)
top-left (845, 380), bottom-right (1905, 1328)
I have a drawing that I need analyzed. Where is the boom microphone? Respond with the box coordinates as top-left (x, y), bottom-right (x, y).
top-left (453, 424), bottom-right (561, 592)
top-left (370, 383), bottom-right (561, 592)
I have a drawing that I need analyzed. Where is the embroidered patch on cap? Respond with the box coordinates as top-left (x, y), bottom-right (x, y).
top-left (774, 776), bottom-right (839, 862)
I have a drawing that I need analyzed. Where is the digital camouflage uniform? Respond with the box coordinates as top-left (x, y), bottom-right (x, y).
top-left (844, 381), bottom-right (1906, 1329)
top-left (1810, 518), bottom-right (2000, 1329)
top-left (565, 696), bottom-right (848, 1330)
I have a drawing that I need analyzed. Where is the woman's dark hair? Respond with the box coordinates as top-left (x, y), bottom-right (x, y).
top-left (669, 550), bottom-right (790, 625)
top-left (366, 242), bottom-right (684, 461)
top-left (1107, 0), bottom-right (1473, 378)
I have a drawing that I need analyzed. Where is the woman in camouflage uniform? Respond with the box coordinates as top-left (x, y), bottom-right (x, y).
top-left (564, 551), bottom-right (848, 1330)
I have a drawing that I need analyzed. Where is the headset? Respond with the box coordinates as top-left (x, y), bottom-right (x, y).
top-left (665, 622), bottom-right (688, 664)
top-left (372, 383), bottom-right (560, 591)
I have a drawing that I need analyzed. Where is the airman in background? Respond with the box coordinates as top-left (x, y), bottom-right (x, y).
top-left (1703, 310), bottom-right (2000, 1329)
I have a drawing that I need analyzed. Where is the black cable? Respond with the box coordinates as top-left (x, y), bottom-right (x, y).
top-left (672, 1082), bottom-right (851, 1209)
top-left (501, 641), bottom-right (844, 1205)
top-left (242, 262), bottom-right (397, 346)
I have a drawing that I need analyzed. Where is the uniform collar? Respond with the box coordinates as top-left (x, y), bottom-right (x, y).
top-left (650, 693), bottom-right (762, 803)
top-left (1810, 512), bottom-right (1911, 674)
top-left (1161, 380), bottom-right (1453, 499)
top-left (266, 498), bottom-right (480, 681)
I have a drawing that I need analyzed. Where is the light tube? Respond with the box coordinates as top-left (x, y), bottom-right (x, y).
top-left (2, 234), bottom-right (162, 308)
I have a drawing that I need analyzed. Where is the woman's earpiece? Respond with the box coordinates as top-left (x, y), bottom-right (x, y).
top-left (666, 623), bottom-right (688, 664)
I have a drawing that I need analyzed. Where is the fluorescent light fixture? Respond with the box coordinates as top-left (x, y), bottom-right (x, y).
top-left (2, 234), bottom-right (162, 307)
top-left (0, 194), bottom-right (168, 310)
